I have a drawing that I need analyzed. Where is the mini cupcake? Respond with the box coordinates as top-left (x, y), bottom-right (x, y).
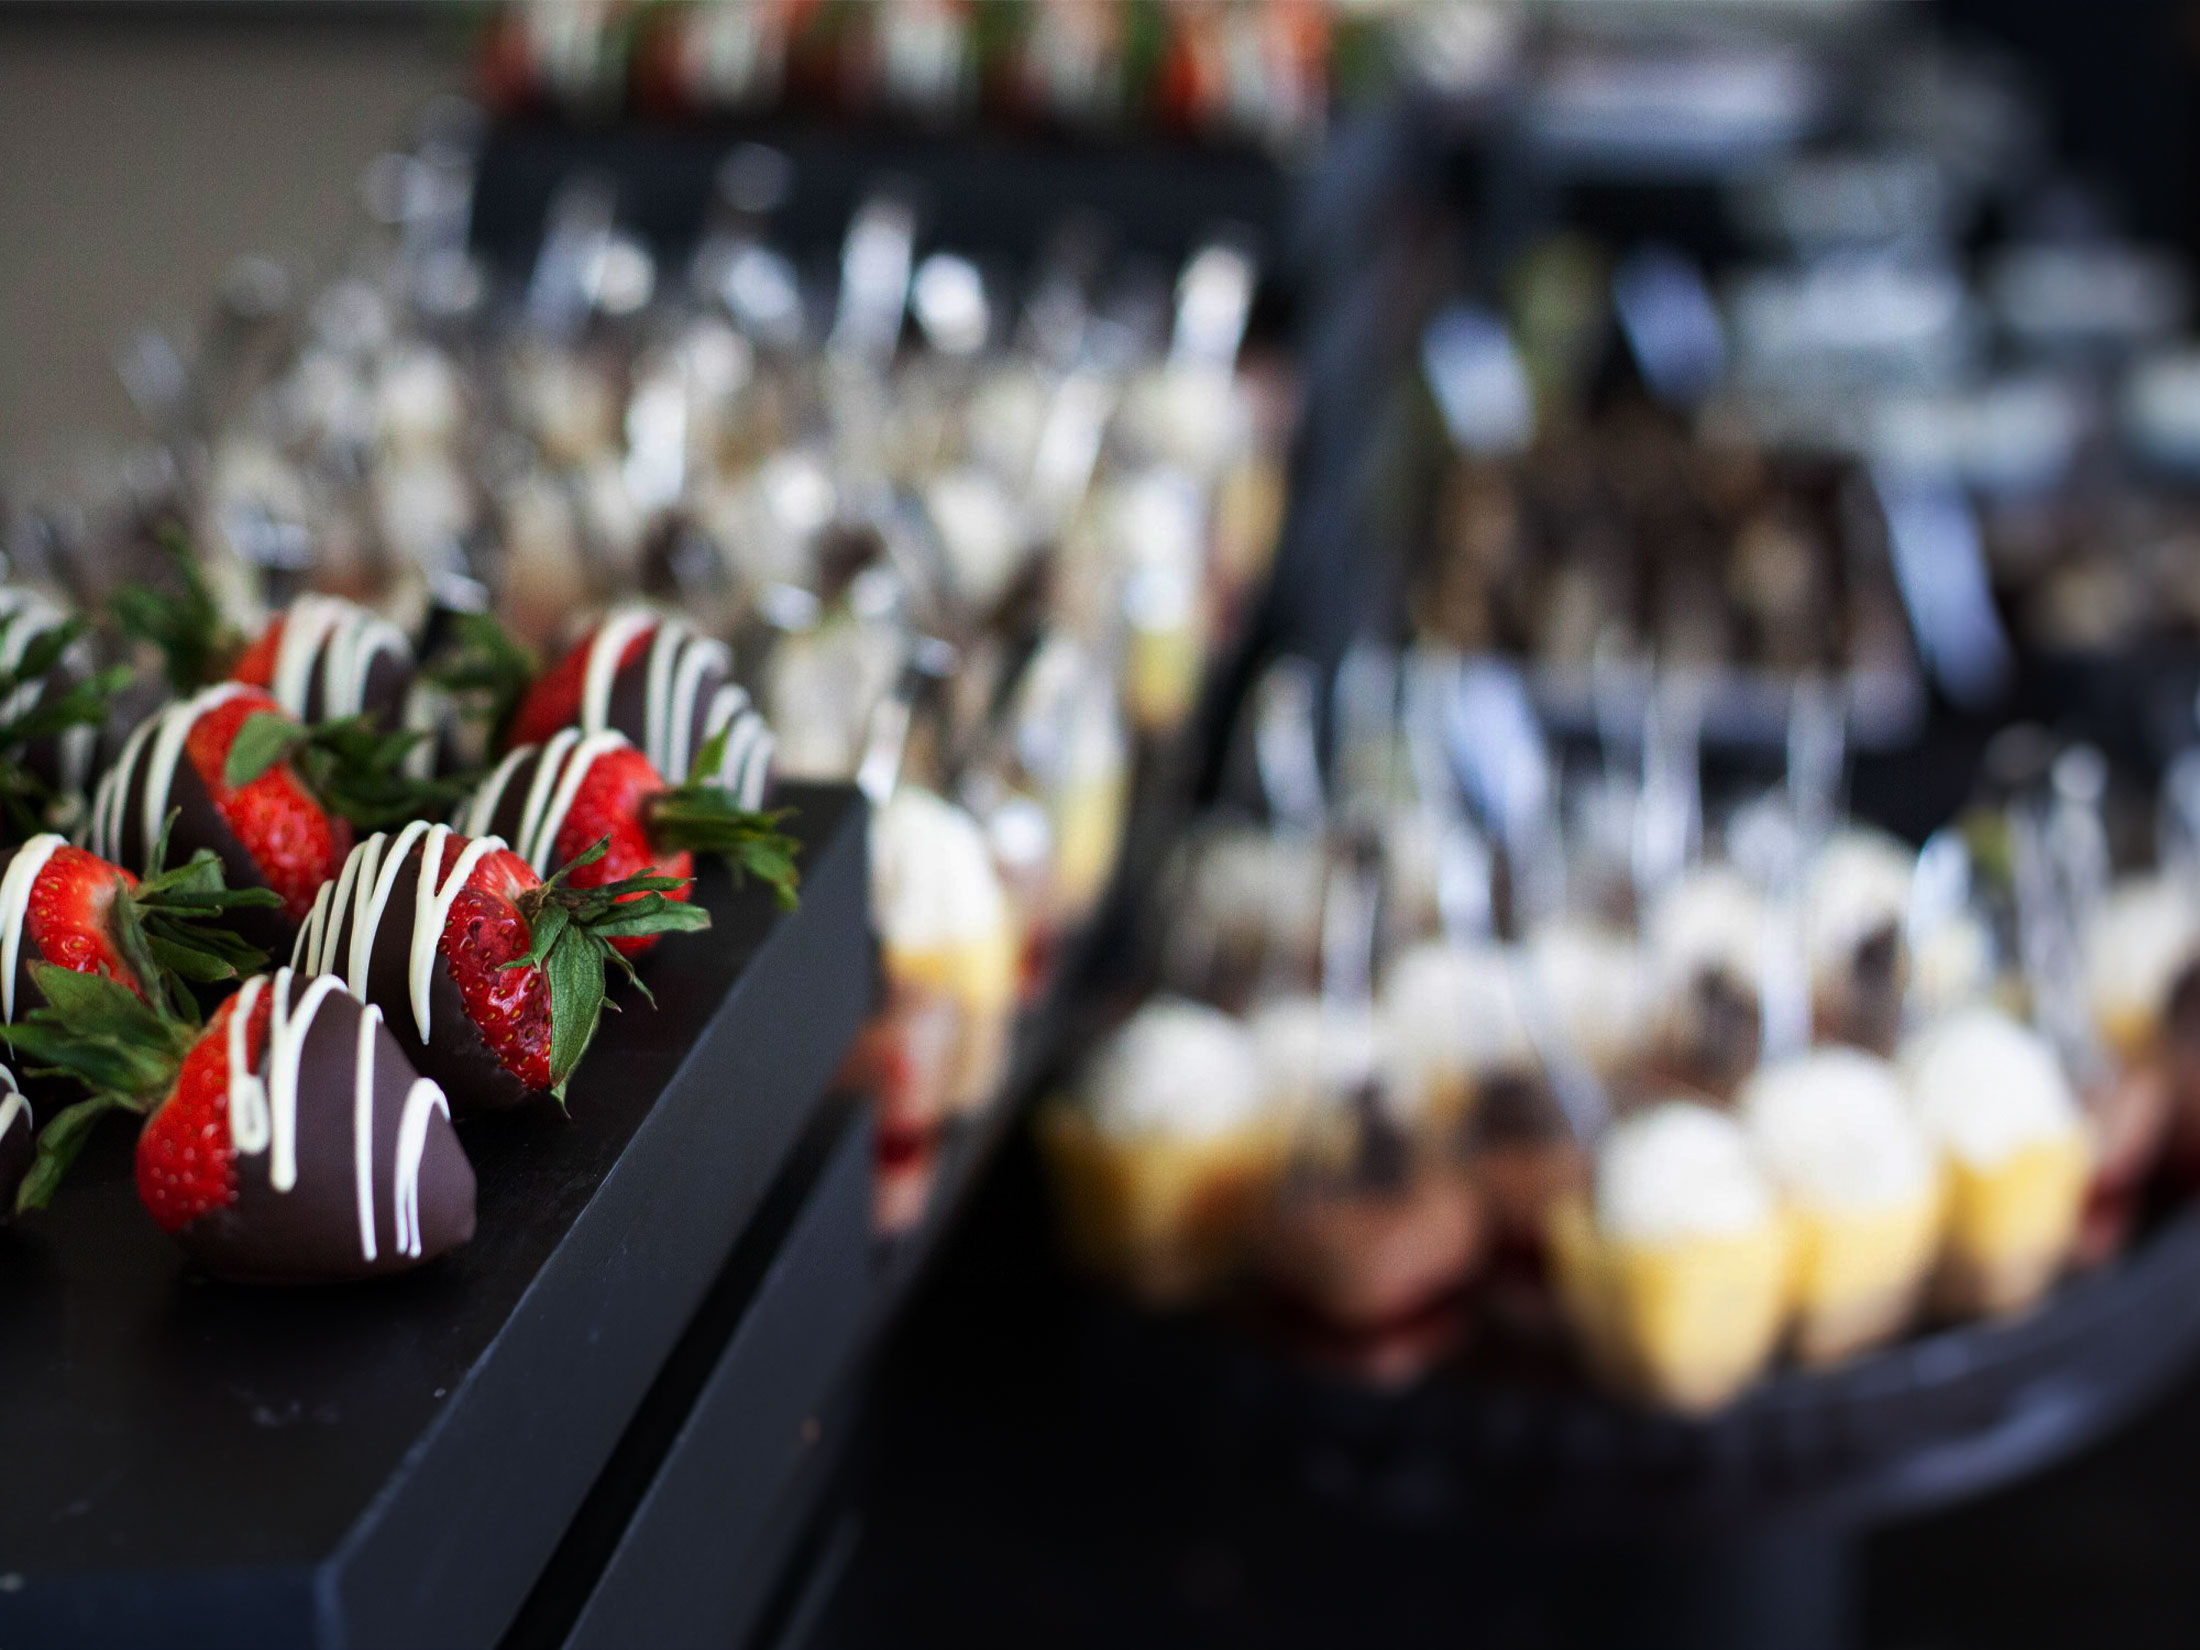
top-left (1257, 1093), bottom-right (1485, 1388)
top-left (1549, 1101), bottom-right (1793, 1412)
top-left (865, 787), bottom-right (1022, 1127)
top-left (1901, 1008), bottom-right (2092, 1317)
top-left (1645, 866), bottom-right (1764, 1096)
top-left (1166, 827), bottom-right (1326, 1013)
top-left (1039, 999), bottom-right (1287, 1308)
top-left (2083, 875), bottom-right (2200, 1064)
top-left (1740, 1049), bottom-right (1942, 1363)
top-left (1806, 830), bottom-right (1915, 1054)
top-left (1379, 938), bottom-right (1534, 1128)
top-left (1525, 917), bottom-right (1653, 1080)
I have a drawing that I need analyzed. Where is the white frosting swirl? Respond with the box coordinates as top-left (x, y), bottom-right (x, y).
top-left (1596, 1100), bottom-right (1775, 1242)
top-left (1740, 1047), bottom-right (1935, 1212)
top-left (1900, 1007), bottom-right (2083, 1168)
top-left (1083, 997), bottom-right (1266, 1142)
top-left (870, 787), bottom-right (1010, 951)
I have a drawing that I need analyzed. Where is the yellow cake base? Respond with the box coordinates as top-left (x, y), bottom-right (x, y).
top-left (1549, 1200), bottom-right (1794, 1414)
top-left (1039, 1102), bottom-right (1291, 1310)
top-left (1786, 1190), bottom-right (1942, 1365)
top-left (1934, 1135), bottom-right (2091, 1319)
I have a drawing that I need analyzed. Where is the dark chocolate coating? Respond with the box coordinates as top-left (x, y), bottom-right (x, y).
top-left (604, 640), bottom-right (725, 781)
top-left (104, 727), bottom-right (296, 958)
top-left (178, 972), bottom-right (475, 1283)
top-left (0, 1086), bottom-right (30, 1218)
top-left (292, 641), bottom-right (414, 730)
top-left (477, 749), bottom-right (544, 848)
top-left (314, 835), bottom-right (538, 1114)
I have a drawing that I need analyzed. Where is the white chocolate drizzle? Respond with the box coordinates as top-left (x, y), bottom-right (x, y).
top-left (221, 967), bottom-right (455, 1263)
top-left (578, 607), bottom-right (773, 794)
top-left (0, 1064), bottom-right (27, 1157)
top-left (391, 1076), bottom-right (450, 1258)
top-left (269, 595), bottom-right (412, 723)
top-left (0, 833), bottom-right (66, 1023)
top-left (88, 682), bottom-right (258, 873)
top-left (354, 1002), bottom-right (380, 1261)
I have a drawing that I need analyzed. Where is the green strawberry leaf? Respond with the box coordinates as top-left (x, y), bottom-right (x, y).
top-left (2, 961), bottom-right (197, 1124)
top-left (288, 714), bottom-right (466, 830)
top-left (542, 924), bottom-right (607, 1097)
top-left (421, 611), bottom-right (538, 751)
top-left (0, 608), bottom-right (126, 843)
top-left (222, 711), bottom-right (307, 791)
top-left (15, 1093), bottom-right (133, 1214)
top-left (110, 523), bottom-right (247, 694)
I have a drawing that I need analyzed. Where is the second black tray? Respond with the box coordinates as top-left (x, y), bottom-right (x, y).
top-left (0, 784), bottom-right (871, 1650)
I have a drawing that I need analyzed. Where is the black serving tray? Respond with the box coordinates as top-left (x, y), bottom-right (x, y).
top-left (0, 783), bottom-right (871, 1650)
top-left (1081, 1200), bottom-right (2200, 1540)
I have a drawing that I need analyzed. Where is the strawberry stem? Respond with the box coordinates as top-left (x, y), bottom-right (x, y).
top-left (641, 725), bottom-right (802, 910)
top-left (503, 838), bottom-right (712, 1097)
top-left (4, 961), bottom-right (199, 1212)
top-left (110, 523), bottom-right (248, 694)
top-left (225, 709), bottom-right (467, 830)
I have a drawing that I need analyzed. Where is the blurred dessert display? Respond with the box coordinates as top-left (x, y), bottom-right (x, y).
top-left (5, 97), bottom-right (1293, 1243)
top-left (476, 0), bottom-right (1386, 156)
top-left (1039, 638), bottom-right (2200, 1409)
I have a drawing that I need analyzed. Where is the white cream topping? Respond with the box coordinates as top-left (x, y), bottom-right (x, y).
top-left (1805, 830), bottom-right (1914, 980)
top-left (518, 730), bottom-right (629, 875)
top-left (0, 588), bottom-right (71, 727)
top-left (458, 745), bottom-right (536, 841)
top-left (0, 833), bottom-right (66, 1023)
top-left (269, 595), bottom-right (411, 723)
top-left (1083, 997), bottom-right (1267, 1142)
top-left (1900, 1006), bottom-right (2084, 1168)
top-left (408, 827), bottom-right (501, 1044)
top-left (1739, 1047), bottom-right (1936, 1212)
top-left (89, 683), bottom-right (258, 872)
top-left (1648, 865), bottom-right (1764, 998)
top-left (870, 787), bottom-right (1010, 950)
top-left (578, 606), bottom-right (772, 796)
top-left (2085, 875), bottom-right (2200, 1032)
top-left (1380, 939), bottom-right (1534, 1086)
top-left (1596, 1100), bottom-right (1776, 1242)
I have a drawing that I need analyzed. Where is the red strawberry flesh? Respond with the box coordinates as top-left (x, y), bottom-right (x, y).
top-left (436, 838), bottom-right (555, 1092)
top-left (505, 624), bottom-right (651, 751)
top-left (24, 846), bottom-right (145, 1000)
top-left (549, 743), bottom-right (692, 958)
top-left (184, 688), bottom-right (349, 921)
top-left (136, 985), bottom-right (269, 1232)
top-left (228, 617), bottom-right (283, 691)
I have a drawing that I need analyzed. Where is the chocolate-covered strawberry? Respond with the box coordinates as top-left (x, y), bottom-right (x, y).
top-left (458, 726), bottom-right (799, 955)
top-left (228, 591), bottom-right (415, 728)
top-left (89, 684), bottom-right (351, 948)
top-left (89, 685), bottom-right (460, 946)
top-left (294, 821), bottom-right (707, 1111)
top-left (0, 589), bottom-right (126, 843)
top-left (504, 606), bottom-right (775, 806)
top-left (0, 831), bottom-right (277, 1026)
top-left (5, 962), bottom-right (474, 1278)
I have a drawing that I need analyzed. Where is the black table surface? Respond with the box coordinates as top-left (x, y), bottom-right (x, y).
top-left (0, 783), bottom-right (870, 1650)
